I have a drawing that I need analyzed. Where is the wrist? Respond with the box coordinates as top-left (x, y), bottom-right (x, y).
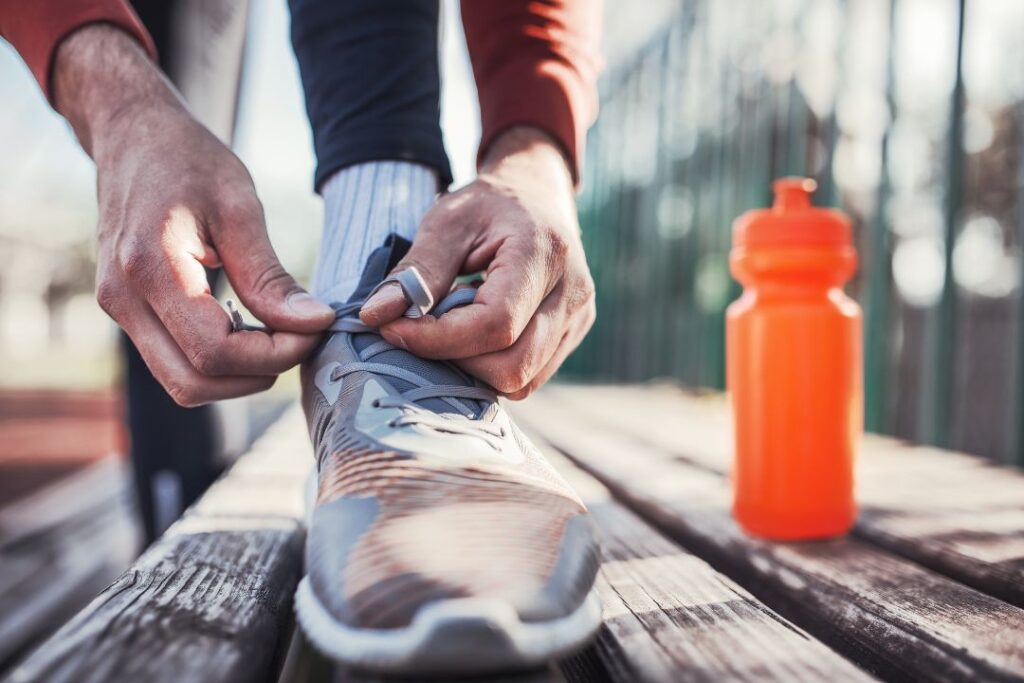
top-left (480, 126), bottom-right (574, 192)
top-left (54, 24), bottom-right (184, 156)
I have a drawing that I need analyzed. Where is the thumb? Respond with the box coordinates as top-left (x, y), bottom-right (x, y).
top-left (360, 230), bottom-right (466, 327)
top-left (218, 217), bottom-right (335, 334)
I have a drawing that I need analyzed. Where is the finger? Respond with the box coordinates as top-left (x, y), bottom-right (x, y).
top-left (503, 300), bottom-right (595, 400)
top-left (117, 296), bottom-right (276, 406)
top-left (455, 286), bottom-right (565, 393)
top-left (213, 192), bottom-right (335, 332)
top-left (129, 243), bottom-right (323, 376)
top-left (360, 205), bottom-right (475, 327)
top-left (377, 233), bottom-right (560, 358)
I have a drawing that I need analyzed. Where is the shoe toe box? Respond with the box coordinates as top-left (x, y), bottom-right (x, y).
top-left (305, 484), bottom-right (601, 631)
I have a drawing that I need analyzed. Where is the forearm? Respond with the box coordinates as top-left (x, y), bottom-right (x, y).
top-left (53, 24), bottom-right (183, 159)
top-left (462, 0), bottom-right (602, 186)
top-left (480, 126), bottom-right (577, 224)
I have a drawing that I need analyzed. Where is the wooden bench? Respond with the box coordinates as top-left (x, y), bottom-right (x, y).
top-left (0, 457), bottom-right (138, 672)
top-left (513, 385), bottom-right (1024, 681)
top-left (8, 386), bottom-right (1024, 682)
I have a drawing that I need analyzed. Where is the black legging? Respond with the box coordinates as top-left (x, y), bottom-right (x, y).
top-left (289, 0), bottom-right (453, 191)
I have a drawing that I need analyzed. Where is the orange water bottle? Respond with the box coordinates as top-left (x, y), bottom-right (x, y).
top-left (726, 178), bottom-right (862, 540)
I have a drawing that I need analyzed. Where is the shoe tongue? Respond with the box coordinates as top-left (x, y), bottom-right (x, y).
top-left (346, 235), bottom-right (491, 418)
top-left (346, 234), bottom-right (411, 306)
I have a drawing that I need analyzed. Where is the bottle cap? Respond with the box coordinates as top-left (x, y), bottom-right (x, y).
top-left (732, 177), bottom-right (852, 250)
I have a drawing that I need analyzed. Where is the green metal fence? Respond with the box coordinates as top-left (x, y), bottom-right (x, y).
top-left (563, 0), bottom-right (1024, 466)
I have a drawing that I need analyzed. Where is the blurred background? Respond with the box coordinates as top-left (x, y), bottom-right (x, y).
top-left (563, 0), bottom-right (1024, 470)
top-left (0, 0), bottom-right (1022, 671)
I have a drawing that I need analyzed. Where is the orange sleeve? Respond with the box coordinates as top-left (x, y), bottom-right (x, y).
top-left (461, 0), bottom-right (601, 185)
top-left (0, 0), bottom-right (156, 103)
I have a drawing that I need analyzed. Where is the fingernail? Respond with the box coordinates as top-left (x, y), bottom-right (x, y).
top-left (361, 282), bottom-right (405, 318)
top-left (287, 291), bottom-right (333, 318)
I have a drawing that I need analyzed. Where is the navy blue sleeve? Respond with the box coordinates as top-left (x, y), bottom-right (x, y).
top-left (289, 0), bottom-right (452, 192)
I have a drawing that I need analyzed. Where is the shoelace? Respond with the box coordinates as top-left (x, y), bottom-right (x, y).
top-left (328, 289), bottom-right (504, 449)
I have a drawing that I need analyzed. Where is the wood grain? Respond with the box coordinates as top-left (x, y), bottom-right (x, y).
top-left (514, 391), bottom-right (1024, 682)
top-left (4, 408), bottom-right (312, 683)
top-left (540, 384), bottom-right (1024, 608)
top-left (528, 428), bottom-right (872, 683)
top-left (273, 414), bottom-right (868, 683)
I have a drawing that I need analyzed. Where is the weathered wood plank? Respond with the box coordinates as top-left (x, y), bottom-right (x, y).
top-left (274, 416), bottom-right (866, 683)
top-left (528, 427), bottom-right (872, 683)
top-left (0, 458), bottom-right (138, 671)
top-left (3, 407), bottom-right (312, 683)
top-left (541, 384), bottom-right (1024, 609)
top-left (514, 391), bottom-right (1024, 682)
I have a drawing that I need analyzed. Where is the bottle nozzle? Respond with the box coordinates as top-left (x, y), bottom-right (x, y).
top-left (773, 177), bottom-right (817, 211)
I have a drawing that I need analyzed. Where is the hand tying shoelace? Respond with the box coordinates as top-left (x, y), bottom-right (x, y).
top-left (327, 279), bottom-right (502, 448)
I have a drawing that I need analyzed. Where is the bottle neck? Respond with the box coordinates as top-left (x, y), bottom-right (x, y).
top-left (730, 246), bottom-right (856, 296)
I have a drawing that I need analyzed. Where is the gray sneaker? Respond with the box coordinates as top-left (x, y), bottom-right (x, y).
top-left (295, 235), bottom-right (602, 674)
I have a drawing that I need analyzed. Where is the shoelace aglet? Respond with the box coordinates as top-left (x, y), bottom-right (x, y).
top-left (226, 299), bottom-right (268, 333)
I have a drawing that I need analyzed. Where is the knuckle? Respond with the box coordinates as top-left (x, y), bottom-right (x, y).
top-left (165, 379), bottom-right (203, 408)
top-left (248, 259), bottom-right (293, 297)
top-left (188, 345), bottom-right (225, 376)
top-left (490, 375), bottom-right (516, 394)
top-left (492, 367), bottom-right (529, 395)
top-left (507, 383), bottom-right (536, 401)
top-left (484, 313), bottom-right (517, 349)
top-left (567, 273), bottom-right (597, 313)
top-left (544, 229), bottom-right (570, 261)
top-left (582, 298), bottom-right (597, 329)
top-left (581, 274), bottom-right (597, 301)
top-left (95, 278), bottom-right (125, 317)
top-left (118, 242), bottom-right (156, 284)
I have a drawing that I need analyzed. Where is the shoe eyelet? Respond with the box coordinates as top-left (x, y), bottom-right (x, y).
top-left (371, 399), bottom-right (381, 408)
top-left (387, 419), bottom-right (398, 428)
top-left (499, 428), bottom-right (507, 437)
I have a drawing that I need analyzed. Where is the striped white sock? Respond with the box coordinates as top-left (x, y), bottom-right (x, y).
top-left (312, 161), bottom-right (439, 305)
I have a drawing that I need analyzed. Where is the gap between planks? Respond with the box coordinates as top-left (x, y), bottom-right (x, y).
top-left (540, 383), bottom-right (1024, 610)
top-left (276, 413), bottom-right (869, 683)
top-left (3, 407), bottom-right (313, 683)
top-left (513, 389), bottom-right (1024, 682)
top-left (524, 425), bottom-right (871, 683)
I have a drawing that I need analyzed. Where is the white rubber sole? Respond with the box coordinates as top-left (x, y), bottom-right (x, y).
top-left (294, 578), bottom-right (603, 675)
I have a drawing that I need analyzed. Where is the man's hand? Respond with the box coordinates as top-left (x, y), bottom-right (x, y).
top-left (55, 25), bottom-right (335, 406)
top-left (359, 126), bottom-right (595, 399)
